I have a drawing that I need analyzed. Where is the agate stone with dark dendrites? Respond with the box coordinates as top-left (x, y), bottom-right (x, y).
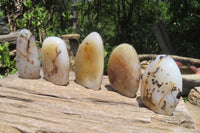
top-left (16, 29), bottom-right (40, 79)
top-left (140, 55), bottom-right (182, 115)
top-left (42, 37), bottom-right (69, 85)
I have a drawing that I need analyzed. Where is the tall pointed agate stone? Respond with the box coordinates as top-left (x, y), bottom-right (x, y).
top-left (75, 32), bottom-right (104, 90)
top-left (42, 37), bottom-right (69, 85)
top-left (108, 43), bottom-right (141, 97)
top-left (16, 29), bottom-right (40, 79)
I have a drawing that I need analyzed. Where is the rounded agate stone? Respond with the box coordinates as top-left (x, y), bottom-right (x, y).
top-left (140, 55), bottom-right (182, 115)
top-left (16, 29), bottom-right (40, 79)
top-left (42, 37), bottom-right (69, 85)
top-left (75, 32), bottom-right (104, 90)
top-left (108, 43), bottom-right (141, 97)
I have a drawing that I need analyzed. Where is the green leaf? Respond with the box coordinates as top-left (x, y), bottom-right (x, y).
top-left (23, 13), bottom-right (32, 19)
top-left (104, 51), bottom-right (108, 57)
top-left (32, 8), bottom-right (39, 17)
top-left (0, 10), bottom-right (4, 17)
top-left (2, 51), bottom-right (10, 67)
top-left (183, 97), bottom-right (188, 102)
top-left (3, 42), bottom-right (9, 50)
top-left (0, 45), bottom-right (3, 52)
top-left (31, 21), bottom-right (41, 26)
top-left (10, 68), bottom-right (17, 75)
top-left (23, 0), bottom-right (32, 8)
top-left (62, 12), bottom-right (66, 17)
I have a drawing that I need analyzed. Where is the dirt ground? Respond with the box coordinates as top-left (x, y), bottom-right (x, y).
top-left (185, 101), bottom-right (200, 130)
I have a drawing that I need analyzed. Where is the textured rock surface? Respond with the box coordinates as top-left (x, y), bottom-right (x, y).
top-left (185, 102), bottom-right (200, 130)
top-left (188, 87), bottom-right (200, 107)
top-left (182, 74), bottom-right (200, 95)
top-left (0, 124), bottom-right (21, 133)
top-left (0, 72), bottom-right (199, 133)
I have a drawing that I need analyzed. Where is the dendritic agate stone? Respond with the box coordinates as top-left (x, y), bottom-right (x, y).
top-left (16, 29), bottom-right (40, 79)
top-left (75, 32), bottom-right (104, 90)
top-left (108, 43), bottom-right (141, 97)
top-left (140, 55), bottom-right (182, 115)
top-left (42, 37), bottom-right (69, 85)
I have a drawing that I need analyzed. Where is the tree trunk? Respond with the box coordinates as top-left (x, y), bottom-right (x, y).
top-left (71, 0), bottom-right (79, 33)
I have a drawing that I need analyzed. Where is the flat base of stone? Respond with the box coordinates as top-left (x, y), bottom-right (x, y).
top-left (0, 71), bottom-right (199, 132)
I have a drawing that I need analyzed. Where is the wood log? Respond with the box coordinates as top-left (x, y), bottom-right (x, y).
top-left (61, 34), bottom-right (80, 56)
top-left (0, 31), bottom-right (19, 46)
top-left (0, 71), bottom-right (198, 132)
top-left (138, 54), bottom-right (200, 67)
top-left (182, 74), bottom-right (200, 96)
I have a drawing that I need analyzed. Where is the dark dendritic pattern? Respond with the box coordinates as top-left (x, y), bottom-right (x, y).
top-left (16, 29), bottom-right (40, 79)
top-left (16, 29), bottom-right (182, 116)
top-left (42, 36), bottom-right (70, 85)
top-left (141, 55), bottom-right (182, 115)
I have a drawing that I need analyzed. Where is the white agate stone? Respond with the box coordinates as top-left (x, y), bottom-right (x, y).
top-left (108, 43), bottom-right (141, 97)
top-left (75, 32), bottom-right (104, 90)
top-left (140, 55), bottom-right (182, 115)
top-left (42, 37), bottom-right (69, 85)
top-left (16, 29), bottom-right (40, 79)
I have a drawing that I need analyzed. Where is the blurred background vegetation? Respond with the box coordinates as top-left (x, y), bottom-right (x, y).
top-left (0, 0), bottom-right (200, 75)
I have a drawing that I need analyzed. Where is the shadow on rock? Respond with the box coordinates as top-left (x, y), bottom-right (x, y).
top-left (136, 96), bottom-right (146, 107)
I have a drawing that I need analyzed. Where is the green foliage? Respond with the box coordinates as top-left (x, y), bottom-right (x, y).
top-left (17, 2), bottom-right (50, 38)
top-left (1, 0), bottom-right (200, 76)
top-left (23, 0), bottom-right (32, 8)
top-left (183, 97), bottom-right (188, 103)
top-left (104, 43), bottom-right (117, 74)
top-left (13, 0), bottom-right (200, 59)
top-left (0, 10), bottom-right (4, 17)
top-left (0, 42), bottom-right (17, 78)
top-left (168, 0), bottom-right (200, 58)
top-left (16, 0), bottom-right (73, 44)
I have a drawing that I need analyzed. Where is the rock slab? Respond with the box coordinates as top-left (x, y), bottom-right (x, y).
top-left (0, 124), bottom-right (21, 133)
top-left (188, 87), bottom-right (200, 107)
top-left (0, 72), bottom-right (199, 133)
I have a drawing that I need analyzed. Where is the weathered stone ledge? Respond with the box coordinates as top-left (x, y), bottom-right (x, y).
top-left (0, 72), bottom-right (199, 132)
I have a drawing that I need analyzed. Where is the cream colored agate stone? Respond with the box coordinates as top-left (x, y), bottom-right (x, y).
top-left (108, 43), bottom-right (141, 97)
top-left (140, 55), bottom-right (182, 115)
top-left (42, 37), bottom-right (69, 85)
top-left (16, 29), bottom-right (40, 79)
top-left (75, 32), bottom-right (104, 90)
